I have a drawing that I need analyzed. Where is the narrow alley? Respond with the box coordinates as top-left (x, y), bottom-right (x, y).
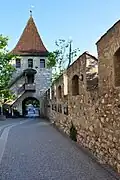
top-left (0, 118), bottom-right (118, 180)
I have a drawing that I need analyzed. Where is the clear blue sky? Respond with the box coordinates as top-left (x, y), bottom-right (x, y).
top-left (1, 0), bottom-right (120, 57)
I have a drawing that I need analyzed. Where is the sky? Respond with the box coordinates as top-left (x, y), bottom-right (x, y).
top-left (1, 1), bottom-right (120, 57)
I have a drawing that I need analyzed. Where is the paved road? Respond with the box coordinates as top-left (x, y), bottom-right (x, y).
top-left (0, 118), bottom-right (119, 180)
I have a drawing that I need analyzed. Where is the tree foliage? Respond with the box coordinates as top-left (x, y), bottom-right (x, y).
top-left (0, 35), bottom-right (15, 102)
top-left (47, 39), bottom-right (80, 81)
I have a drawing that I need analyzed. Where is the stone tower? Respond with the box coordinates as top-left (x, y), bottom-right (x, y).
top-left (8, 15), bottom-right (52, 116)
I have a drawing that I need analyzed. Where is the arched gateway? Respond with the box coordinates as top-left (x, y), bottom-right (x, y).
top-left (22, 97), bottom-right (40, 117)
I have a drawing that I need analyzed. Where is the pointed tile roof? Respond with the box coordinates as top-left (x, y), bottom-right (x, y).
top-left (11, 16), bottom-right (48, 56)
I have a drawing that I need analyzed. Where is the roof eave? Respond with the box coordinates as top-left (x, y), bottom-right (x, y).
top-left (11, 51), bottom-right (49, 57)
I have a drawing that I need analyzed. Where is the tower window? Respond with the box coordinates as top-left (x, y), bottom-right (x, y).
top-left (40, 59), bottom-right (45, 68)
top-left (16, 58), bottom-right (21, 68)
top-left (28, 59), bottom-right (33, 68)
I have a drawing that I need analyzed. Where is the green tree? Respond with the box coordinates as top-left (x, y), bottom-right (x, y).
top-left (0, 35), bottom-right (15, 102)
top-left (47, 39), bottom-right (80, 82)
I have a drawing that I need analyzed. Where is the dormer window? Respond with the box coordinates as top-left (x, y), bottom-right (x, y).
top-left (28, 59), bottom-right (33, 68)
top-left (40, 59), bottom-right (45, 68)
top-left (16, 58), bottom-right (21, 68)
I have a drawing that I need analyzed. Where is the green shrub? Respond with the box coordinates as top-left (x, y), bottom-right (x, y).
top-left (70, 122), bottom-right (77, 142)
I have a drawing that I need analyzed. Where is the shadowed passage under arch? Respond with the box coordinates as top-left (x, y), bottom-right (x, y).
top-left (22, 97), bottom-right (40, 117)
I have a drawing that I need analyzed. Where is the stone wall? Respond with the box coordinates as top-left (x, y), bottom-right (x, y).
top-left (41, 23), bottom-right (120, 174)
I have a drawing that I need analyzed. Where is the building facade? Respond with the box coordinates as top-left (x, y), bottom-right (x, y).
top-left (8, 15), bottom-right (52, 116)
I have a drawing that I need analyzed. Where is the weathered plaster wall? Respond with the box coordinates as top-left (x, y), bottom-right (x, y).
top-left (9, 56), bottom-right (52, 114)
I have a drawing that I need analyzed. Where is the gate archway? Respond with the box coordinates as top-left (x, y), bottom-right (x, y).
top-left (22, 97), bottom-right (40, 117)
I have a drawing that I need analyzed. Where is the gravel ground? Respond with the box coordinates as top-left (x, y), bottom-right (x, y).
top-left (0, 118), bottom-right (119, 180)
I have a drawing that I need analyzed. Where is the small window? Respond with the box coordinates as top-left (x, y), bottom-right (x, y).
top-left (16, 59), bottom-right (21, 68)
top-left (40, 59), bottom-right (45, 68)
top-left (47, 89), bottom-right (50, 99)
top-left (64, 105), bottom-right (68, 115)
top-left (58, 85), bottom-right (62, 99)
top-left (52, 104), bottom-right (54, 110)
top-left (80, 74), bottom-right (84, 81)
top-left (58, 104), bottom-right (62, 113)
top-left (28, 59), bottom-right (33, 68)
top-left (54, 104), bottom-right (57, 111)
top-left (72, 75), bottom-right (79, 96)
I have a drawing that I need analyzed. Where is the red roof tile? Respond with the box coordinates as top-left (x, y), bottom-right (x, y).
top-left (11, 16), bottom-right (48, 56)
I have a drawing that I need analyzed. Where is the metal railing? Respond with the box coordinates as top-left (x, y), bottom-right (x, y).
top-left (24, 83), bottom-right (36, 91)
top-left (17, 83), bottom-right (25, 95)
top-left (17, 82), bottom-right (36, 95)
